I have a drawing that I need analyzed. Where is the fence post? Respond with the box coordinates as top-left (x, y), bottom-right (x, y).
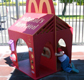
top-left (16, 0), bottom-right (19, 20)
top-left (16, 0), bottom-right (21, 45)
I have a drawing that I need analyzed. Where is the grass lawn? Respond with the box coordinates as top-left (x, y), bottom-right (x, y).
top-left (58, 15), bottom-right (84, 19)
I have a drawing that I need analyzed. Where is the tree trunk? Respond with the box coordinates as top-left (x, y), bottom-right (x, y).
top-left (62, 2), bottom-right (68, 16)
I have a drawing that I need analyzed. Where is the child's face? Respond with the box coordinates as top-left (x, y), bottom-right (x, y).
top-left (45, 50), bottom-right (49, 55)
top-left (43, 47), bottom-right (49, 55)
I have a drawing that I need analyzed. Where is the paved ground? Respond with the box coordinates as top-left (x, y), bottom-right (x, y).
top-left (0, 45), bottom-right (84, 80)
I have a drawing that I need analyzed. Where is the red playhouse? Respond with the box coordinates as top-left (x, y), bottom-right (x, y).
top-left (8, 0), bottom-right (73, 80)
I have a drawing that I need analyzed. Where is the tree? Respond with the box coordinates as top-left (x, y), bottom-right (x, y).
top-left (60, 0), bottom-right (73, 16)
top-left (60, 0), bottom-right (83, 16)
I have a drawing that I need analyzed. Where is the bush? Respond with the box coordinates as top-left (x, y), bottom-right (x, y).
top-left (53, 2), bottom-right (57, 5)
top-left (0, 2), bottom-right (26, 6)
top-left (77, 2), bottom-right (84, 5)
top-left (4, 0), bottom-right (11, 2)
top-left (0, 2), bottom-right (15, 6)
top-left (19, 2), bottom-right (26, 6)
top-left (0, 1), bottom-right (57, 6)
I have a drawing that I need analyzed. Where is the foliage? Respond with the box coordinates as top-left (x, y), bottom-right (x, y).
top-left (60, 0), bottom-right (73, 3)
top-left (60, 0), bottom-right (84, 5)
top-left (19, 2), bottom-right (26, 6)
top-left (0, 2), bottom-right (15, 6)
top-left (74, 0), bottom-right (84, 3)
top-left (4, 0), bottom-right (11, 2)
top-left (0, 1), bottom-right (57, 6)
top-left (0, 0), bottom-right (83, 6)
top-left (75, 0), bottom-right (84, 5)
top-left (53, 2), bottom-right (57, 5)
top-left (77, 2), bottom-right (84, 5)
top-left (0, 2), bottom-right (26, 6)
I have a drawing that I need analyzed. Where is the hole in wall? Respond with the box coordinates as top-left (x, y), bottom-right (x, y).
top-left (41, 42), bottom-right (52, 59)
top-left (16, 38), bottom-right (29, 66)
top-left (41, 47), bottom-right (51, 58)
top-left (58, 38), bottom-right (66, 47)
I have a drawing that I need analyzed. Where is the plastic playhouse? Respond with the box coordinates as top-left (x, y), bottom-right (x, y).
top-left (8, 0), bottom-right (73, 80)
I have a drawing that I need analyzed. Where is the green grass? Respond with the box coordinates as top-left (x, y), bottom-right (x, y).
top-left (58, 15), bottom-right (84, 19)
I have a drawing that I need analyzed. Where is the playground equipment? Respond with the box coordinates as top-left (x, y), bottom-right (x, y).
top-left (8, 0), bottom-right (73, 80)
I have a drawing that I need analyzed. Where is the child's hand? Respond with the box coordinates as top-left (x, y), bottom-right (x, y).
top-left (55, 53), bottom-right (58, 56)
top-left (55, 51), bottom-right (64, 56)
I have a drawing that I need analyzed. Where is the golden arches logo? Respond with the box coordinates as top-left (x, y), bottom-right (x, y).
top-left (28, 0), bottom-right (52, 14)
top-left (28, 0), bottom-right (38, 13)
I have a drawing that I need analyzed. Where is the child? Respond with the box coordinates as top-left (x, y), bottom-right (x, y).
top-left (55, 43), bottom-right (79, 73)
top-left (42, 47), bottom-right (51, 58)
